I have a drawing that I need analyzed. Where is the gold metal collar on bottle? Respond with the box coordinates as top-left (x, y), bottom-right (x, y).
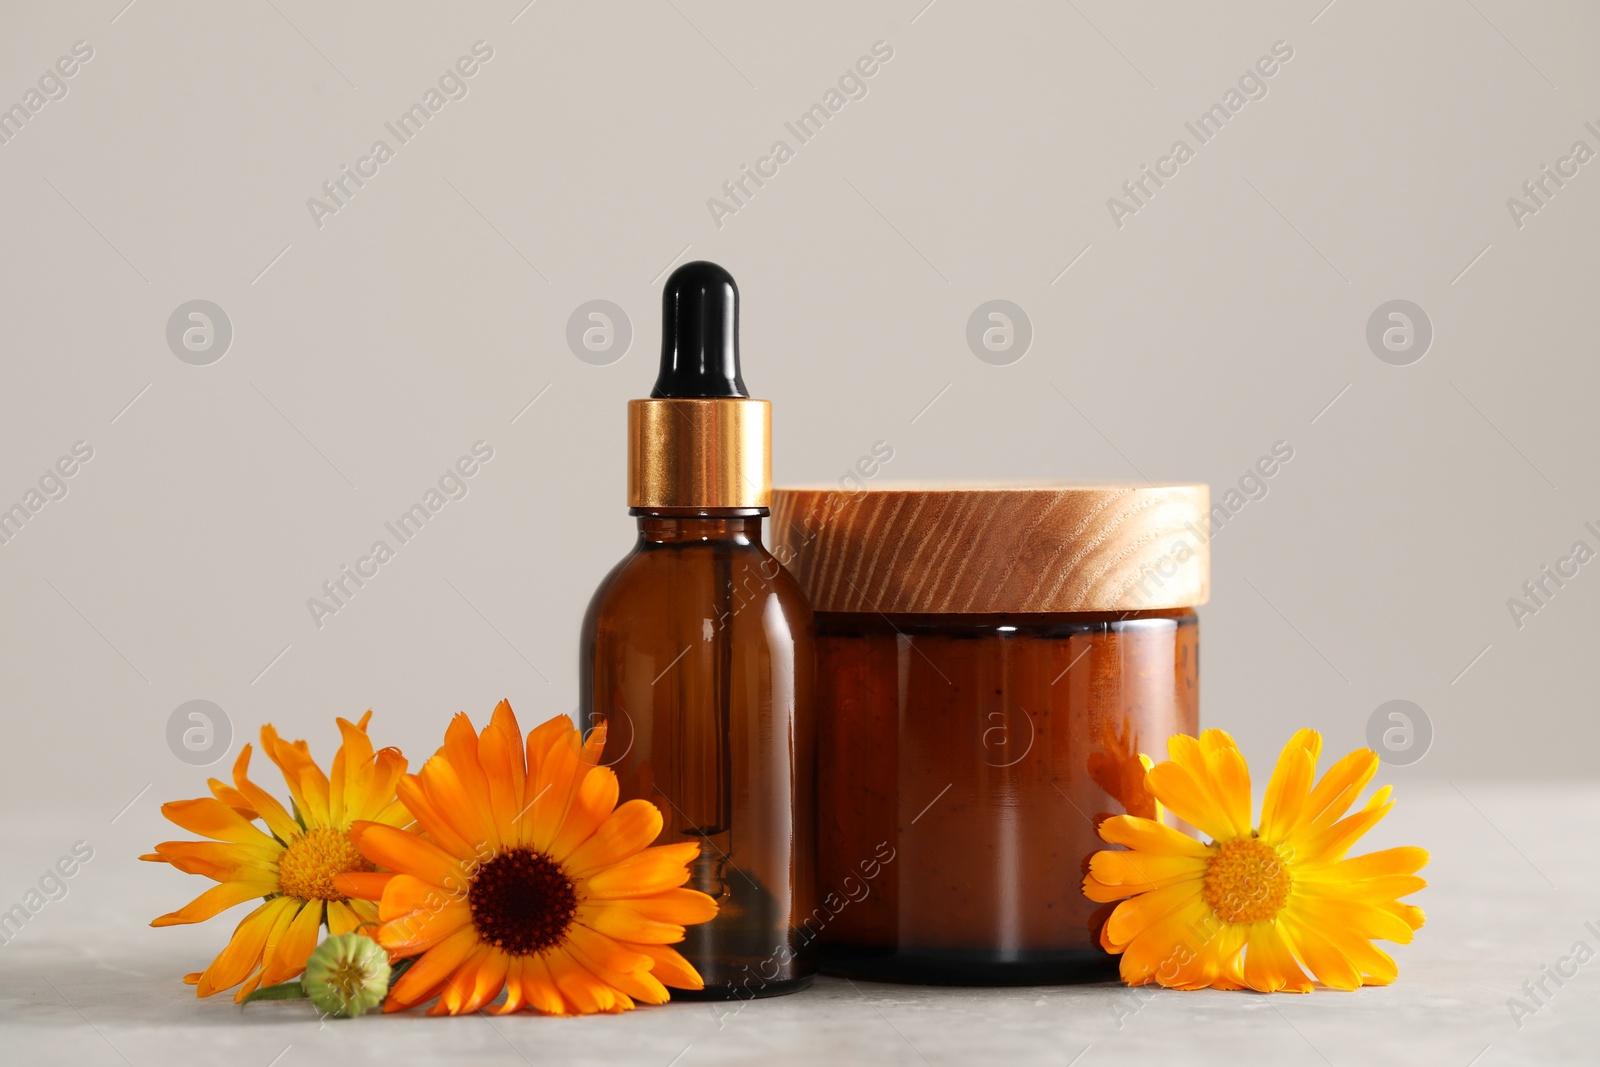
top-left (627, 398), bottom-right (771, 509)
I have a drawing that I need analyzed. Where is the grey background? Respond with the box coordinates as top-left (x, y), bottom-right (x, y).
top-left (4, 0), bottom-right (1596, 811)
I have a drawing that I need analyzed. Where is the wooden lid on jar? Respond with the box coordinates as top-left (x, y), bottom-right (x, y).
top-left (770, 482), bottom-right (1210, 614)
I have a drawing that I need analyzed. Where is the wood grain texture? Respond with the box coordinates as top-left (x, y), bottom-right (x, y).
top-left (770, 483), bottom-right (1210, 613)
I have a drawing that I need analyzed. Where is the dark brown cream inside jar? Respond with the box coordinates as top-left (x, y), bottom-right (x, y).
top-left (771, 483), bottom-right (1210, 985)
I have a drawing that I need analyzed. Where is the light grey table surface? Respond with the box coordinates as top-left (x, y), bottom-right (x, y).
top-left (2, 782), bottom-right (1596, 1066)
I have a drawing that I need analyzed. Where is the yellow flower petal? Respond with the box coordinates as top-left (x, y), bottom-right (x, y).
top-left (1302, 747), bottom-right (1379, 832)
top-left (1241, 921), bottom-right (1312, 993)
top-left (1114, 894), bottom-right (1212, 985)
top-left (1104, 879), bottom-right (1209, 952)
top-left (1095, 814), bottom-right (1212, 859)
top-left (1280, 911), bottom-right (1363, 990)
top-left (1198, 730), bottom-right (1253, 839)
top-left (1145, 759), bottom-right (1238, 843)
top-left (1087, 849), bottom-right (1207, 894)
top-left (1259, 740), bottom-right (1316, 844)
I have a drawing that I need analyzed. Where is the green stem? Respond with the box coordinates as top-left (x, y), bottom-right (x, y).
top-left (240, 979), bottom-right (309, 1003)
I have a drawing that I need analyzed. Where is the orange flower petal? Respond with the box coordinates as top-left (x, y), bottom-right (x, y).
top-left (327, 714), bottom-right (377, 827)
top-left (334, 870), bottom-right (395, 901)
top-left (1297, 873), bottom-right (1427, 903)
top-left (480, 704), bottom-right (528, 847)
top-left (394, 776), bottom-right (475, 858)
top-left (442, 713), bottom-right (500, 851)
top-left (145, 840), bottom-right (277, 882)
top-left (546, 946), bottom-right (615, 1014)
top-left (159, 797), bottom-right (279, 849)
top-left (488, 956), bottom-right (527, 1016)
top-left (549, 766), bottom-right (620, 861)
top-left (260, 898), bottom-right (323, 985)
top-left (350, 821), bottom-right (467, 891)
top-left (205, 779), bottom-right (257, 819)
top-left (379, 872), bottom-right (460, 916)
top-left (377, 898), bottom-right (473, 958)
top-left (228, 745), bottom-right (303, 845)
top-left (355, 747), bottom-right (409, 824)
top-left (430, 944), bottom-right (495, 1015)
top-left (326, 899), bottom-right (362, 936)
top-left (193, 896), bottom-right (295, 997)
top-left (520, 952), bottom-right (571, 1015)
top-left (607, 888), bottom-right (720, 925)
top-left (635, 943), bottom-right (704, 990)
top-left (416, 755), bottom-right (495, 857)
top-left (567, 915), bottom-right (663, 965)
top-left (564, 799), bottom-right (664, 874)
top-left (1164, 734), bottom-right (1241, 835)
top-left (462, 947), bottom-right (511, 1015)
top-left (1378, 899), bottom-right (1426, 932)
top-left (387, 924), bottom-right (479, 1011)
top-left (150, 877), bottom-right (277, 927)
top-left (581, 842), bottom-right (700, 899)
top-left (261, 725), bottom-right (331, 828)
top-left (528, 727), bottom-right (585, 854)
top-left (565, 926), bottom-right (670, 1006)
top-left (523, 715), bottom-right (572, 785)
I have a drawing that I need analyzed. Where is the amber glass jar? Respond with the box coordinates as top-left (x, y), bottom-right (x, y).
top-left (770, 483), bottom-right (1209, 985)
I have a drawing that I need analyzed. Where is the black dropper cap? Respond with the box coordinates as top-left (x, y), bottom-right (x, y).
top-left (652, 261), bottom-right (749, 398)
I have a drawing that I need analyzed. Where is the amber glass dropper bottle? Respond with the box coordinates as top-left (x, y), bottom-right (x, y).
top-left (579, 261), bottom-right (817, 999)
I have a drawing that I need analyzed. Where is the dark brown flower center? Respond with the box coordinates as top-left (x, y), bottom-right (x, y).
top-left (467, 848), bottom-right (577, 956)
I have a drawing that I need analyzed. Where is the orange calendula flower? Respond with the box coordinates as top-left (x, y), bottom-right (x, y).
top-left (1084, 728), bottom-right (1428, 992)
top-left (142, 713), bottom-right (409, 1000)
top-left (338, 701), bottom-right (717, 1016)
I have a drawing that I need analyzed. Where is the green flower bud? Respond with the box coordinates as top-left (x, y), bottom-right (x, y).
top-left (301, 932), bottom-right (390, 1018)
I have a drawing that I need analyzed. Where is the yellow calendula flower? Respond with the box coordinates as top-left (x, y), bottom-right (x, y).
top-left (142, 713), bottom-right (409, 1000)
top-left (1084, 728), bottom-right (1428, 992)
top-left (338, 701), bottom-right (718, 1016)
